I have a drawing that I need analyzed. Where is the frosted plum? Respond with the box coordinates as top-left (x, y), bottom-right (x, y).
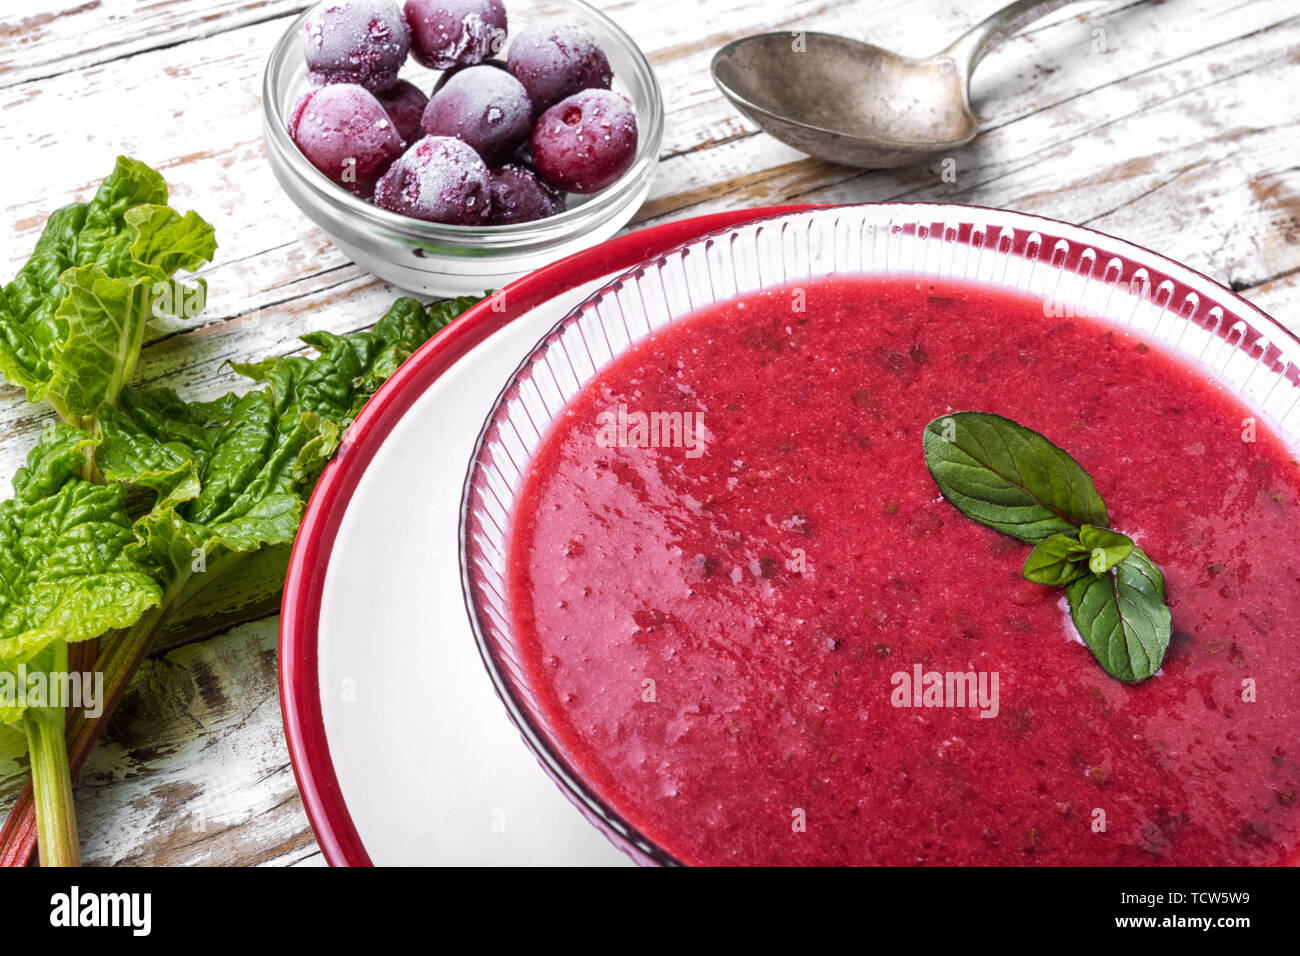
top-left (431, 57), bottom-right (507, 95)
top-left (373, 135), bottom-right (492, 223)
top-left (404, 0), bottom-right (506, 69)
top-left (375, 79), bottom-right (429, 143)
top-left (530, 89), bottom-right (636, 194)
top-left (486, 164), bottom-right (565, 224)
top-left (421, 65), bottom-right (532, 165)
top-left (507, 20), bottom-right (611, 115)
top-left (289, 84), bottom-right (405, 196)
top-left (302, 0), bottom-right (411, 93)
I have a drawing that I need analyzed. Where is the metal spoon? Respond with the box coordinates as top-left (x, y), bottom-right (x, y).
top-left (711, 0), bottom-right (1076, 168)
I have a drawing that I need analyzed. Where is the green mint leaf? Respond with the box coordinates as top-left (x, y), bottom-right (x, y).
top-left (925, 412), bottom-right (1173, 685)
top-left (0, 423), bottom-right (162, 722)
top-left (0, 157), bottom-right (216, 425)
top-left (1066, 548), bottom-right (1171, 682)
top-left (1022, 533), bottom-right (1090, 587)
top-left (923, 411), bottom-right (1109, 543)
top-left (1079, 524), bottom-right (1133, 574)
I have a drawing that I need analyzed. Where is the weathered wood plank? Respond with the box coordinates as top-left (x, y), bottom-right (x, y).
top-left (0, 619), bottom-right (314, 866)
top-left (0, 0), bottom-right (310, 88)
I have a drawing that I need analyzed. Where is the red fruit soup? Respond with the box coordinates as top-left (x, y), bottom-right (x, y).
top-left (502, 275), bottom-right (1300, 866)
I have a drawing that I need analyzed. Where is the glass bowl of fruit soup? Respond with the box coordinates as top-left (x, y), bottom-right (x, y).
top-left (263, 0), bottom-right (663, 297)
top-left (462, 204), bottom-right (1300, 866)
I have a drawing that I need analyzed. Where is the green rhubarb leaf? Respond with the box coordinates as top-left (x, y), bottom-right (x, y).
top-left (0, 423), bottom-right (162, 723)
top-left (61, 157), bottom-right (169, 266)
top-left (97, 387), bottom-right (242, 509)
top-left (115, 295), bottom-right (481, 638)
top-left (1067, 548), bottom-right (1171, 683)
top-left (101, 386), bottom-right (336, 580)
top-left (231, 295), bottom-right (481, 422)
top-left (0, 157), bottom-right (216, 426)
top-left (923, 411), bottom-right (1108, 543)
top-left (154, 544), bottom-right (291, 648)
top-left (0, 159), bottom-right (167, 396)
top-left (99, 294), bottom-right (479, 633)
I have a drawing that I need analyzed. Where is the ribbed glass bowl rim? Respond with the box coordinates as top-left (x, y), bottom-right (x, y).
top-left (460, 202), bottom-right (1300, 867)
top-left (261, 0), bottom-right (665, 248)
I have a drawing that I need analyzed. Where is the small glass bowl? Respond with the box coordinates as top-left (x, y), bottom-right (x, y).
top-left (461, 203), bottom-right (1300, 866)
top-left (262, 0), bottom-right (664, 297)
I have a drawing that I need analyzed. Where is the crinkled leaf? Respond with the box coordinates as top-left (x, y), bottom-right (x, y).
top-left (0, 159), bottom-right (167, 396)
top-left (923, 411), bottom-right (1109, 543)
top-left (1067, 547), bottom-right (1171, 683)
top-left (131, 497), bottom-right (304, 589)
top-left (0, 206), bottom-right (86, 396)
top-left (46, 266), bottom-right (155, 425)
top-left (155, 543), bottom-right (291, 647)
top-left (356, 294), bottom-right (479, 396)
top-left (64, 157), bottom-right (169, 267)
top-left (231, 294), bottom-right (480, 422)
top-left (100, 385), bottom-right (338, 582)
top-left (0, 157), bottom-right (216, 425)
top-left (101, 293), bottom-right (478, 636)
top-left (0, 424), bottom-right (162, 722)
top-left (119, 205), bottom-right (218, 278)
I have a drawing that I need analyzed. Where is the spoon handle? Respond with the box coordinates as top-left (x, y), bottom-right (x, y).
top-left (942, 0), bottom-right (1076, 79)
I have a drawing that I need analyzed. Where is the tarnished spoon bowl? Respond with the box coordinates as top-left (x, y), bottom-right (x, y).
top-left (711, 0), bottom-right (1074, 168)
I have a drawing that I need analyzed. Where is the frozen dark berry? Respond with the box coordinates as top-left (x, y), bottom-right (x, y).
top-left (530, 89), bottom-right (637, 194)
top-left (486, 163), bottom-right (566, 224)
top-left (375, 79), bottom-right (428, 143)
top-left (374, 135), bottom-right (491, 223)
top-left (404, 0), bottom-right (506, 70)
top-left (507, 20), bottom-right (612, 115)
top-left (421, 65), bottom-right (532, 166)
top-left (431, 57), bottom-right (506, 95)
top-left (303, 0), bottom-right (410, 93)
top-left (289, 84), bottom-right (404, 197)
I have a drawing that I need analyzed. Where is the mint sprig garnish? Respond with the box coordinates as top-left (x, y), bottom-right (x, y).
top-left (1078, 524), bottom-right (1133, 574)
top-left (1066, 546), bottom-right (1170, 682)
top-left (1021, 532), bottom-right (1091, 586)
top-left (1022, 524), bottom-right (1133, 586)
top-left (921, 411), bottom-right (1107, 543)
top-left (924, 411), bottom-right (1171, 683)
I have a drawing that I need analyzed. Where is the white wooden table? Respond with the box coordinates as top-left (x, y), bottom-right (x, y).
top-left (1, 0), bottom-right (1297, 865)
